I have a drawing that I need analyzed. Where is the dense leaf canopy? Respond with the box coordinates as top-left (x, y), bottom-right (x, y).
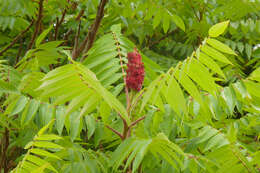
top-left (0, 0), bottom-right (260, 173)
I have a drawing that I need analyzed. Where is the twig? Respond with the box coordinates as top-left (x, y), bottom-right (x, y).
top-left (118, 113), bottom-right (128, 129)
top-left (129, 116), bottom-right (146, 128)
top-left (0, 128), bottom-right (9, 172)
top-left (27, 0), bottom-right (44, 50)
top-left (105, 125), bottom-right (124, 140)
top-left (197, 148), bottom-right (204, 155)
top-left (0, 20), bottom-right (34, 56)
top-left (96, 117), bottom-right (124, 140)
top-left (72, 21), bottom-right (81, 59)
top-left (118, 113), bottom-right (129, 140)
top-left (187, 0), bottom-right (200, 22)
top-left (62, 9), bottom-right (84, 47)
top-left (63, 29), bottom-right (73, 41)
top-left (231, 147), bottom-right (252, 173)
top-left (15, 39), bottom-right (24, 64)
top-left (59, 9), bottom-right (67, 24)
top-left (199, 6), bottom-right (205, 22)
top-left (138, 164), bottom-right (142, 173)
top-left (84, 0), bottom-right (108, 53)
top-left (54, 8), bottom-right (67, 40)
top-left (76, 9), bottom-right (85, 21)
top-left (78, 0), bottom-right (108, 61)
top-left (149, 29), bottom-right (177, 47)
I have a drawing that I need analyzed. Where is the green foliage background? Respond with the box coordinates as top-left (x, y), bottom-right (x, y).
top-left (0, 0), bottom-right (259, 173)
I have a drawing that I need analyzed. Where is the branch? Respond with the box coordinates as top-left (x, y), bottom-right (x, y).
top-left (232, 148), bottom-right (251, 173)
top-left (149, 29), bottom-right (177, 47)
top-left (77, 0), bottom-right (108, 61)
top-left (84, 0), bottom-right (108, 53)
top-left (16, 39), bottom-right (24, 64)
top-left (61, 6), bottom-right (84, 46)
top-left (118, 113), bottom-right (128, 129)
top-left (124, 115), bottom-right (146, 140)
top-left (0, 128), bottom-right (9, 172)
top-left (71, 13), bottom-right (83, 60)
top-left (54, 8), bottom-right (67, 40)
top-left (129, 116), bottom-right (146, 128)
top-left (64, 29), bottom-right (73, 39)
top-left (105, 125), bottom-right (124, 140)
top-left (118, 113), bottom-right (130, 140)
top-left (0, 20), bottom-right (34, 56)
top-left (27, 0), bottom-right (44, 50)
top-left (72, 21), bottom-right (81, 59)
top-left (76, 9), bottom-right (85, 21)
top-left (187, 0), bottom-right (200, 22)
top-left (199, 6), bottom-right (205, 22)
top-left (96, 117), bottom-right (124, 140)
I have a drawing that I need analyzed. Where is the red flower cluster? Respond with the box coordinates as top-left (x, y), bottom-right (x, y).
top-left (126, 49), bottom-right (145, 91)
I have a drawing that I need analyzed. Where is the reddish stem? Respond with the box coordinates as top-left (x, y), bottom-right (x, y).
top-left (129, 116), bottom-right (146, 128)
top-left (0, 20), bottom-right (34, 56)
top-left (77, 0), bottom-right (108, 60)
top-left (54, 8), bottom-right (67, 40)
top-left (27, 0), bottom-right (44, 50)
top-left (105, 125), bottom-right (124, 140)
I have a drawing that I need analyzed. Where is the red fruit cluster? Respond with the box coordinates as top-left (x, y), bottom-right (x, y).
top-left (126, 49), bottom-right (145, 91)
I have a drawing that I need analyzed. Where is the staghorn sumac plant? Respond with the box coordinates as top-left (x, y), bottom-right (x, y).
top-left (0, 0), bottom-right (259, 172)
